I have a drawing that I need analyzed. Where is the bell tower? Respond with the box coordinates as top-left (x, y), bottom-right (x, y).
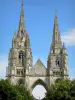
top-left (6, 0), bottom-right (33, 86)
top-left (6, 1), bottom-right (69, 93)
top-left (47, 13), bottom-right (68, 85)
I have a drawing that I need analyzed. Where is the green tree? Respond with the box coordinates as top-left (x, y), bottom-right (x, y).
top-left (14, 85), bottom-right (33, 100)
top-left (0, 79), bottom-right (17, 100)
top-left (45, 78), bottom-right (71, 100)
top-left (0, 79), bottom-right (33, 100)
top-left (69, 79), bottom-right (75, 100)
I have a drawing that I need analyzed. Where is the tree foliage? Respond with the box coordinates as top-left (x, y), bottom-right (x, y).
top-left (0, 79), bottom-right (33, 100)
top-left (45, 78), bottom-right (75, 100)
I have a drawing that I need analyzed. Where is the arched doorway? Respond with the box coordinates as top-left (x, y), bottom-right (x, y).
top-left (31, 79), bottom-right (48, 100)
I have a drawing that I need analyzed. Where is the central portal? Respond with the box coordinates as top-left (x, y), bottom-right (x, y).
top-left (32, 79), bottom-right (47, 100)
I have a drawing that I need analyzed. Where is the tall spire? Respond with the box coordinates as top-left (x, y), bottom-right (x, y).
top-left (51, 12), bottom-right (62, 48)
top-left (18, 0), bottom-right (26, 31)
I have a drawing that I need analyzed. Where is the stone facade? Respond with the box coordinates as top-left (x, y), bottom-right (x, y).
top-left (6, 1), bottom-right (68, 92)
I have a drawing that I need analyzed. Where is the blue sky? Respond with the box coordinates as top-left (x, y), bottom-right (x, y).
top-left (0, 0), bottom-right (75, 99)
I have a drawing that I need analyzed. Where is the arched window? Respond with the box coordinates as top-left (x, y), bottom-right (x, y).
top-left (17, 69), bottom-right (20, 75)
top-left (55, 56), bottom-right (60, 67)
top-left (19, 51), bottom-right (25, 66)
top-left (55, 60), bottom-right (59, 66)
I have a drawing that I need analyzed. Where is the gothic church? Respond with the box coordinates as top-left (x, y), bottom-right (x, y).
top-left (6, 1), bottom-right (68, 92)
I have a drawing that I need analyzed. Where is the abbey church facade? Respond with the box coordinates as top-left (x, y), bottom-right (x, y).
top-left (6, 1), bottom-right (68, 92)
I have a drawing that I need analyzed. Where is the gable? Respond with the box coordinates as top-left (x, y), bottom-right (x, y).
top-left (29, 59), bottom-right (46, 76)
top-left (34, 59), bottom-right (46, 69)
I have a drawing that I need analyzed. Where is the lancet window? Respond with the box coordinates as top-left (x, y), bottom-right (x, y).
top-left (19, 51), bottom-right (25, 66)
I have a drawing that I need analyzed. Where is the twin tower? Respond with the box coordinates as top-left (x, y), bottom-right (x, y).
top-left (6, 1), bottom-right (68, 92)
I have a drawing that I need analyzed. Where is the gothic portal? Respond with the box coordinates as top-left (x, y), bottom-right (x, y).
top-left (6, 1), bottom-right (68, 93)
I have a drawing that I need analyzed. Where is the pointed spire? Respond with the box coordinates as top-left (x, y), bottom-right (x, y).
top-left (18, 0), bottom-right (26, 31)
top-left (61, 42), bottom-right (67, 55)
top-left (51, 12), bottom-right (62, 48)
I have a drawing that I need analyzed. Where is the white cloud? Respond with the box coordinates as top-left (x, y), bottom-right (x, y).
top-left (0, 54), bottom-right (8, 79)
top-left (61, 28), bottom-right (75, 46)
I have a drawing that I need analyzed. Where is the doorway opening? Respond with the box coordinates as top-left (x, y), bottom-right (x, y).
top-left (32, 85), bottom-right (46, 100)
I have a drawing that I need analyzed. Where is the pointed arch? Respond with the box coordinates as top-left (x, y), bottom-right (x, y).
top-left (31, 79), bottom-right (48, 91)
